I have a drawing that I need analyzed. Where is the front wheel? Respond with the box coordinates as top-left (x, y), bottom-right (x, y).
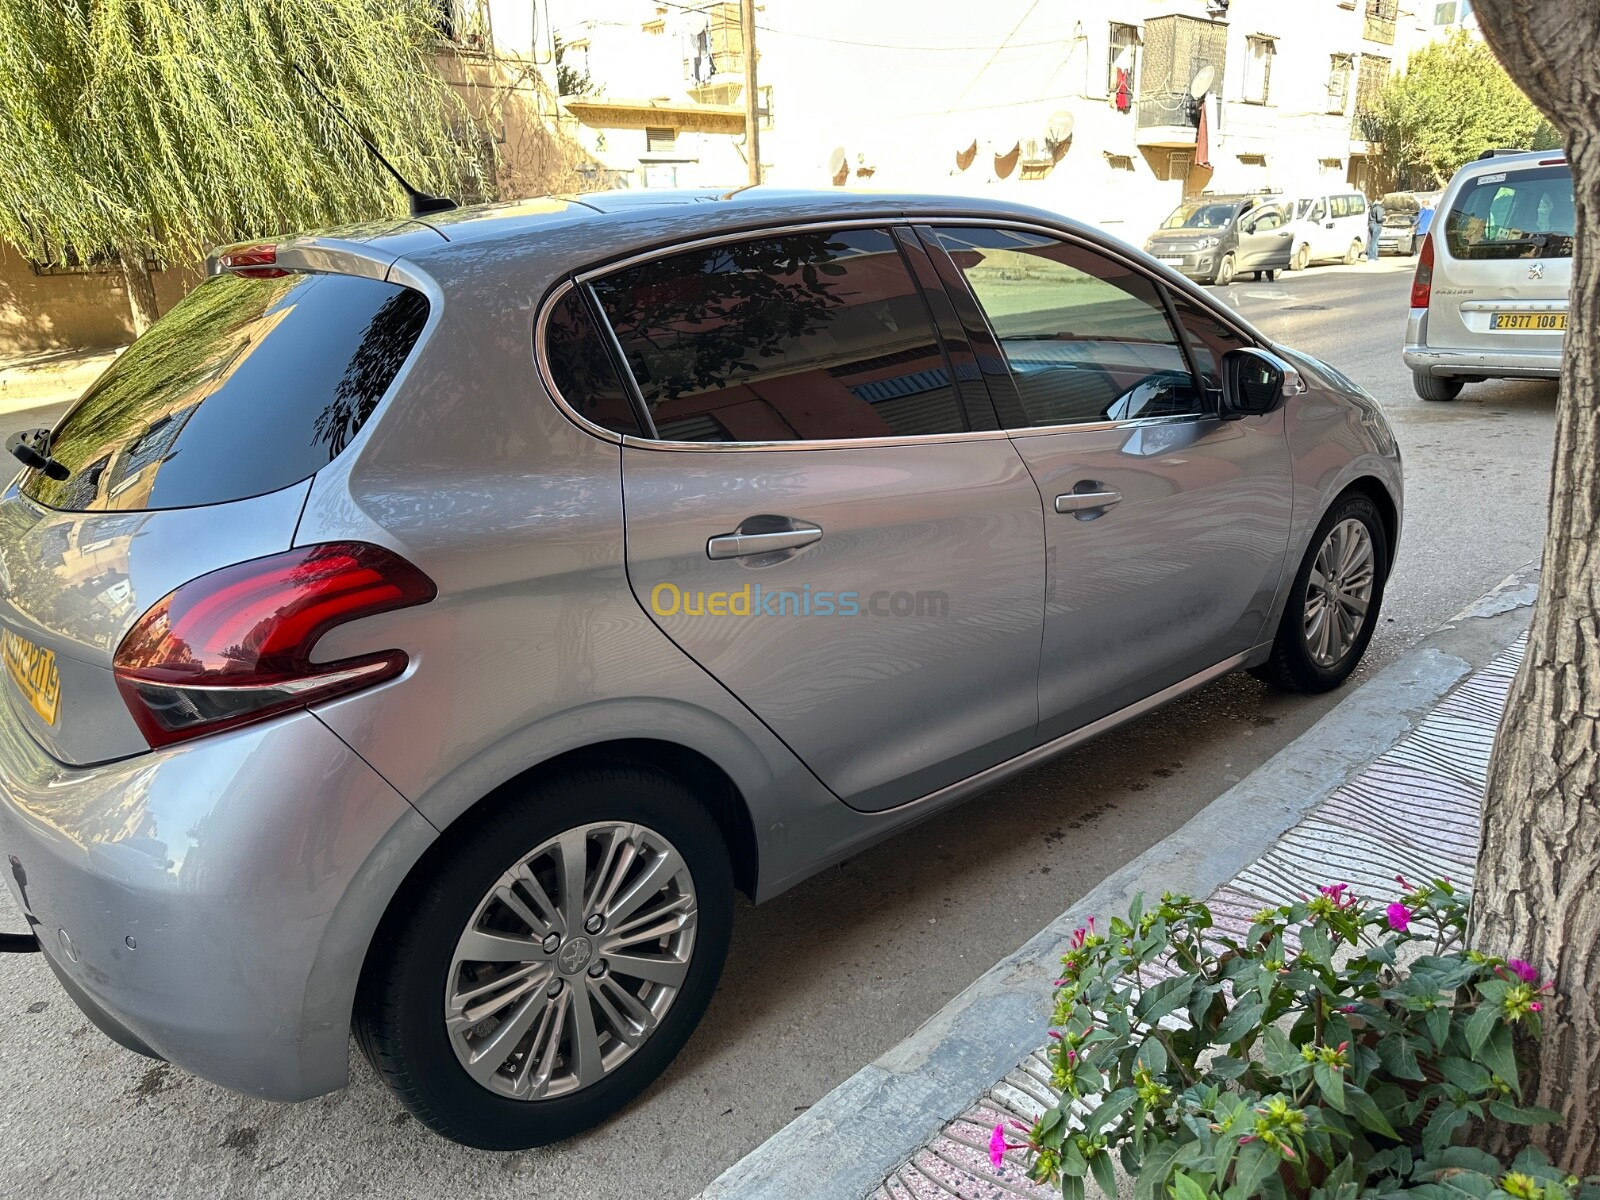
top-left (1344, 239), bottom-right (1363, 265)
top-left (1413, 372), bottom-right (1464, 402)
top-left (1254, 492), bottom-right (1388, 694)
top-left (1214, 253), bottom-right (1237, 286)
top-left (356, 766), bottom-right (734, 1149)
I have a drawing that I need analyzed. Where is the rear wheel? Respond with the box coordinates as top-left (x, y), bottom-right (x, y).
top-left (1214, 253), bottom-right (1237, 286)
top-left (1291, 243), bottom-right (1311, 272)
top-left (356, 765), bottom-right (734, 1149)
top-left (1413, 372), bottom-right (1464, 402)
top-left (1254, 492), bottom-right (1388, 694)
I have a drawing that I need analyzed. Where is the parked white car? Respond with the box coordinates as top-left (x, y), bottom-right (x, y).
top-left (1287, 191), bottom-right (1372, 270)
top-left (1404, 149), bottom-right (1573, 401)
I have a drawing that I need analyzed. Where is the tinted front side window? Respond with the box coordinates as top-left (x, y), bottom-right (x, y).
top-left (1169, 290), bottom-right (1255, 401)
top-left (591, 229), bottom-right (964, 442)
top-left (24, 272), bottom-right (428, 512)
top-left (935, 227), bottom-right (1200, 427)
top-left (544, 288), bottom-right (644, 436)
top-left (1445, 166), bottom-right (1574, 259)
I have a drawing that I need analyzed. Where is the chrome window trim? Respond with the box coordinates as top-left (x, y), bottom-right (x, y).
top-left (532, 214), bottom-right (1263, 453)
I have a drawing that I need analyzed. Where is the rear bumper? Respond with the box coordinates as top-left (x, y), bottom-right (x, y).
top-left (0, 707), bottom-right (436, 1101)
top-left (1403, 345), bottom-right (1563, 380)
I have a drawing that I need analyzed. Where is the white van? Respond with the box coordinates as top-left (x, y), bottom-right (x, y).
top-left (1287, 191), bottom-right (1372, 269)
top-left (1403, 149), bottom-right (1572, 401)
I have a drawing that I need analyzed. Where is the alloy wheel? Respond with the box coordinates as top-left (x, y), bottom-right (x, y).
top-left (1302, 518), bottom-right (1376, 667)
top-left (444, 821), bottom-right (698, 1101)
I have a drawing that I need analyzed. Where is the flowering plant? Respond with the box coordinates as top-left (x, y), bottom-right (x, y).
top-left (1002, 878), bottom-right (1595, 1200)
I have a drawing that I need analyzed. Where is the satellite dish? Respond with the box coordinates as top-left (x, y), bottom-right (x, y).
top-left (1045, 111), bottom-right (1076, 145)
top-left (1189, 65), bottom-right (1215, 98)
top-left (827, 146), bottom-right (848, 177)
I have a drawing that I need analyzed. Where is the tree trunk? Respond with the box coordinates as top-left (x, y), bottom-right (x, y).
top-left (117, 246), bottom-right (159, 337)
top-left (1471, 0), bottom-right (1600, 1175)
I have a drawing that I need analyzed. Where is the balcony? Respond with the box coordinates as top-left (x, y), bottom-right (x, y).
top-left (1135, 91), bottom-right (1199, 148)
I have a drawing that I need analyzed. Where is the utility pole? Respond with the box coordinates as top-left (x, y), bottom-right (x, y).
top-left (741, 0), bottom-right (761, 185)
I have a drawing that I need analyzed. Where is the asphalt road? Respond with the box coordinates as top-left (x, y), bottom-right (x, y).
top-left (0, 256), bottom-right (1557, 1199)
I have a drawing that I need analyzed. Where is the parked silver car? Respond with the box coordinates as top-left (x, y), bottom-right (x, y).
top-left (1404, 150), bottom-right (1573, 400)
top-left (0, 189), bottom-right (1401, 1148)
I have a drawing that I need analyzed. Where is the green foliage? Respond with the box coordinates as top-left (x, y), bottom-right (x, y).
top-left (1370, 30), bottom-right (1560, 189)
top-left (0, 0), bottom-right (486, 262)
top-left (1014, 881), bottom-right (1600, 1200)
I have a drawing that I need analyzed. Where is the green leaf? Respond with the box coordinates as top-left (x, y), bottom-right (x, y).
top-left (1137, 1036), bottom-right (1169, 1077)
top-left (1063, 1136), bottom-right (1090, 1176)
top-left (1063, 1173), bottom-right (1086, 1200)
top-left (1173, 1172), bottom-right (1210, 1200)
top-left (1315, 1061), bottom-right (1348, 1111)
top-left (1480, 1023), bottom-right (1520, 1095)
top-left (1488, 1099), bottom-right (1563, 1126)
top-left (1211, 1055), bottom-right (1249, 1081)
top-left (1090, 1149), bottom-right (1118, 1200)
top-left (1424, 1006), bottom-right (1452, 1051)
top-left (1375, 1033), bottom-right (1426, 1082)
top-left (1422, 1102), bottom-right (1471, 1155)
top-left (1228, 1142), bottom-right (1276, 1200)
top-left (1212, 995), bottom-right (1266, 1045)
top-left (1084, 1087), bottom-right (1139, 1137)
top-left (1136, 975), bottom-right (1193, 1025)
top-left (1345, 1083), bottom-right (1399, 1140)
top-left (1431, 1055), bottom-right (1492, 1094)
top-left (1261, 1027), bottom-right (1304, 1077)
top-left (1136, 1140), bottom-right (1185, 1200)
top-left (1464, 1000), bottom-right (1500, 1054)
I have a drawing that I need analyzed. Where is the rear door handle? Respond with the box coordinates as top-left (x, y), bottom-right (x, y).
top-left (707, 523), bottom-right (824, 560)
top-left (1055, 489), bottom-right (1122, 514)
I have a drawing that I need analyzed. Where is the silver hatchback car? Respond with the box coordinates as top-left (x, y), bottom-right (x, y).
top-left (0, 189), bottom-right (1400, 1148)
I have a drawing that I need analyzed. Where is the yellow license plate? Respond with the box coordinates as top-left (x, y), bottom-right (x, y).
top-left (2, 630), bottom-right (60, 725)
top-left (1490, 312), bottom-right (1566, 331)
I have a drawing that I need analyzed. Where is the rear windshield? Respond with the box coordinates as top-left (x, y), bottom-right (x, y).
top-left (1443, 165), bottom-right (1574, 260)
top-left (22, 272), bottom-right (429, 512)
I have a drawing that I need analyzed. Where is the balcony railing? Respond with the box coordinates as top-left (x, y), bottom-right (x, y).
top-left (1136, 91), bottom-right (1198, 130)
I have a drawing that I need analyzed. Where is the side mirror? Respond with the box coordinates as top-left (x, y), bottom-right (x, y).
top-left (1219, 348), bottom-right (1303, 417)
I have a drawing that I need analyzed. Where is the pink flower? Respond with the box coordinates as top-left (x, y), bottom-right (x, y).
top-left (1530, 1002), bottom-right (1543, 1013)
top-left (1047, 1030), bottom-right (1063, 1040)
top-left (1507, 959), bottom-right (1540, 984)
top-left (1385, 902), bottom-right (1412, 932)
top-left (989, 1121), bottom-right (1030, 1168)
top-left (989, 1123), bottom-right (1008, 1168)
top-left (1395, 873), bottom-right (1411, 891)
top-left (1319, 883), bottom-right (1358, 911)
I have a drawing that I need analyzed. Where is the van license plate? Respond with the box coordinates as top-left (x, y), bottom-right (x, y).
top-left (1490, 312), bottom-right (1566, 331)
top-left (2, 630), bottom-right (60, 725)
top-left (1157, 257), bottom-right (1186, 266)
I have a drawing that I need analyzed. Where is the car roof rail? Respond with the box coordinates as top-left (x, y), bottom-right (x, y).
top-left (1477, 147), bottom-right (1529, 159)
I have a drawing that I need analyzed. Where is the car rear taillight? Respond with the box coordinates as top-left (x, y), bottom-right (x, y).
top-left (216, 243), bottom-right (289, 278)
top-left (113, 543), bottom-right (435, 748)
top-left (1410, 233), bottom-right (1434, 309)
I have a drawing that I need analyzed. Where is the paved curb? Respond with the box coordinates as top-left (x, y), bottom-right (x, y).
top-left (696, 565), bottom-right (1539, 1200)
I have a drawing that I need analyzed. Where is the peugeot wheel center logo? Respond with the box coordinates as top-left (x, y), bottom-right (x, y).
top-left (557, 935), bottom-right (594, 976)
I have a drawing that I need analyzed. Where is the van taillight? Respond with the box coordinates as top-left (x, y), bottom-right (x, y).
top-left (113, 543), bottom-right (435, 748)
top-left (1410, 233), bottom-right (1435, 310)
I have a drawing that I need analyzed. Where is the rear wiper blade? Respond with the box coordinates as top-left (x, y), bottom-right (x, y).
top-left (7, 428), bottom-right (69, 480)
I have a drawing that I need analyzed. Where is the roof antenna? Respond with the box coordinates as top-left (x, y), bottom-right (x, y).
top-left (293, 64), bottom-right (458, 217)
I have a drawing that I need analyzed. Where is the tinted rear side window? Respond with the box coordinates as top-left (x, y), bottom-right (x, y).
top-left (544, 288), bottom-right (645, 436)
top-left (1444, 166), bottom-right (1574, 259)
top-left (23, 272), bottom-right (429, 512)
top-left (590, 228), bottom-right (966, 442)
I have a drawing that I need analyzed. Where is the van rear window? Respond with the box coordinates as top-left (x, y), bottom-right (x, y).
top-left (22, 272), bottom-right (429, 512)
top-left (1444, 166), bottom-right (1574, 260)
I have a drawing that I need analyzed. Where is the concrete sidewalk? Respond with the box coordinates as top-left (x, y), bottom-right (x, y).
top-left (0, 346), bottom-right (120, 416)
top-left (698, 566), bottom-right (1538, 1200)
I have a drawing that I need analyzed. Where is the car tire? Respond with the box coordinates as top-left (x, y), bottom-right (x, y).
top-left (1254, 491), bottom-right (1389, 695)
top-left (1407, 236), bottom-right (1419, 256)
top-left (1291, 244), bottom-right (1311, 272)
top-left (1215, 253), bottom-right (1237, 286)
top-left (1413, 372), bottom-right (1464, 402)
top-left (355, 765), bottom-right (735, 1150)
top-left (1344, 240), bottom-right (1362, 265)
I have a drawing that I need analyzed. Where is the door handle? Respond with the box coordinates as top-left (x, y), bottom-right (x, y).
top-left (1055, 489), bottom-right (1122, 514)
top-left (707, 523), bottom-right (823, 560)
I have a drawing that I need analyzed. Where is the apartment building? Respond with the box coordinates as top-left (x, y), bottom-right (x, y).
top-left (553, 0), bottom-right (1476, 241)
